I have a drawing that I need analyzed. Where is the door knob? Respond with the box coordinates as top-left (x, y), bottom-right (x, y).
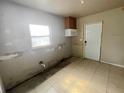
top-left (85, 41), bottom-right (87, 46)
top-left (85, 41), bottom-right (87, 43)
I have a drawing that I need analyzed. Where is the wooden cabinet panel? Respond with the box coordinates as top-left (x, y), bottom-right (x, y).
top-left (64, 17), bottom-right (76, 29)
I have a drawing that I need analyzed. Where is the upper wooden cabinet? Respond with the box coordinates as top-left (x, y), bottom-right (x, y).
top-left (64, 17), bottom-right (77, 29)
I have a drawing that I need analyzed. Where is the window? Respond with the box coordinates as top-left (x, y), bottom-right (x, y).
top-left (29, 24), bottom-right (50, 47)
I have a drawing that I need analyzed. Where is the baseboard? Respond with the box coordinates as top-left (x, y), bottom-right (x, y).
top-left (100, 60), bottom-right (124, 68)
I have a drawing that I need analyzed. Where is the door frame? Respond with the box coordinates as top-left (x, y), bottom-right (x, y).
top-left (83, 21), bottom-right (103, 61)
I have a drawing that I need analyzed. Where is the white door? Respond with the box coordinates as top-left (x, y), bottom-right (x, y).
top-left (84, 22), bottom-right (102, 61)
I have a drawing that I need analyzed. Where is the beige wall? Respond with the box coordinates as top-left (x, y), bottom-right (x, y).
top-left (72, 7), bottom-right (124, 67)
top-left (72, 19), bottom-right (83, 58)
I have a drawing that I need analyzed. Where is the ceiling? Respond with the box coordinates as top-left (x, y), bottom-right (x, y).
top-left (9, 0), bottom-right (124, 17)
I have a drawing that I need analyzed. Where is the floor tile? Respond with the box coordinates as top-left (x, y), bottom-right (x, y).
top-left (7, 58), bottom-right (124, 93)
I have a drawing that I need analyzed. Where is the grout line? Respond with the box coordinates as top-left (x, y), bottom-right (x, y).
top-left (106, 64), bottom-right (111, 93)
top-left (89, 62), bottom-right (101, 81)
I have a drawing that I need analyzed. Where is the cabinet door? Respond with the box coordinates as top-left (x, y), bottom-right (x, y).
top-left (64, 17), bottom-right (76, 29)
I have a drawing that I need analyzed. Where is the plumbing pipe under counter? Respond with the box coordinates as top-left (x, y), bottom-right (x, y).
top-left (39, 61), bottom-right (46, 68)
top-left (0, 77), bottom-right (6, 93)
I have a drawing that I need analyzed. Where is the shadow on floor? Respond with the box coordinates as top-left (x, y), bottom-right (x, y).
top-left (7, 58), bottom-right (73, 93)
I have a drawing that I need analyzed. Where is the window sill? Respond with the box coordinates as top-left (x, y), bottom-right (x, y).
top-left (31, 45), bottom-right (51, 50)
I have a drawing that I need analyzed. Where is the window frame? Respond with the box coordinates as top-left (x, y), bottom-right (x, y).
top-left (29, 24), bottom-right (51, 49)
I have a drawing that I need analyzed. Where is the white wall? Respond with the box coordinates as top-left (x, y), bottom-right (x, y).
top-left (0, 0), bottom-right (71, 89)
top-left (78, 8), bottom-right (124, 67)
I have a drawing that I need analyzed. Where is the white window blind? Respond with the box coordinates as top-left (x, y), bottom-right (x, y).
top-left (29, 24), bottom-right (50, 47)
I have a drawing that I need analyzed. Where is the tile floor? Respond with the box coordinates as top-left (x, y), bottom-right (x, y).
top-left (8, 58), bottom-right (124, 93)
